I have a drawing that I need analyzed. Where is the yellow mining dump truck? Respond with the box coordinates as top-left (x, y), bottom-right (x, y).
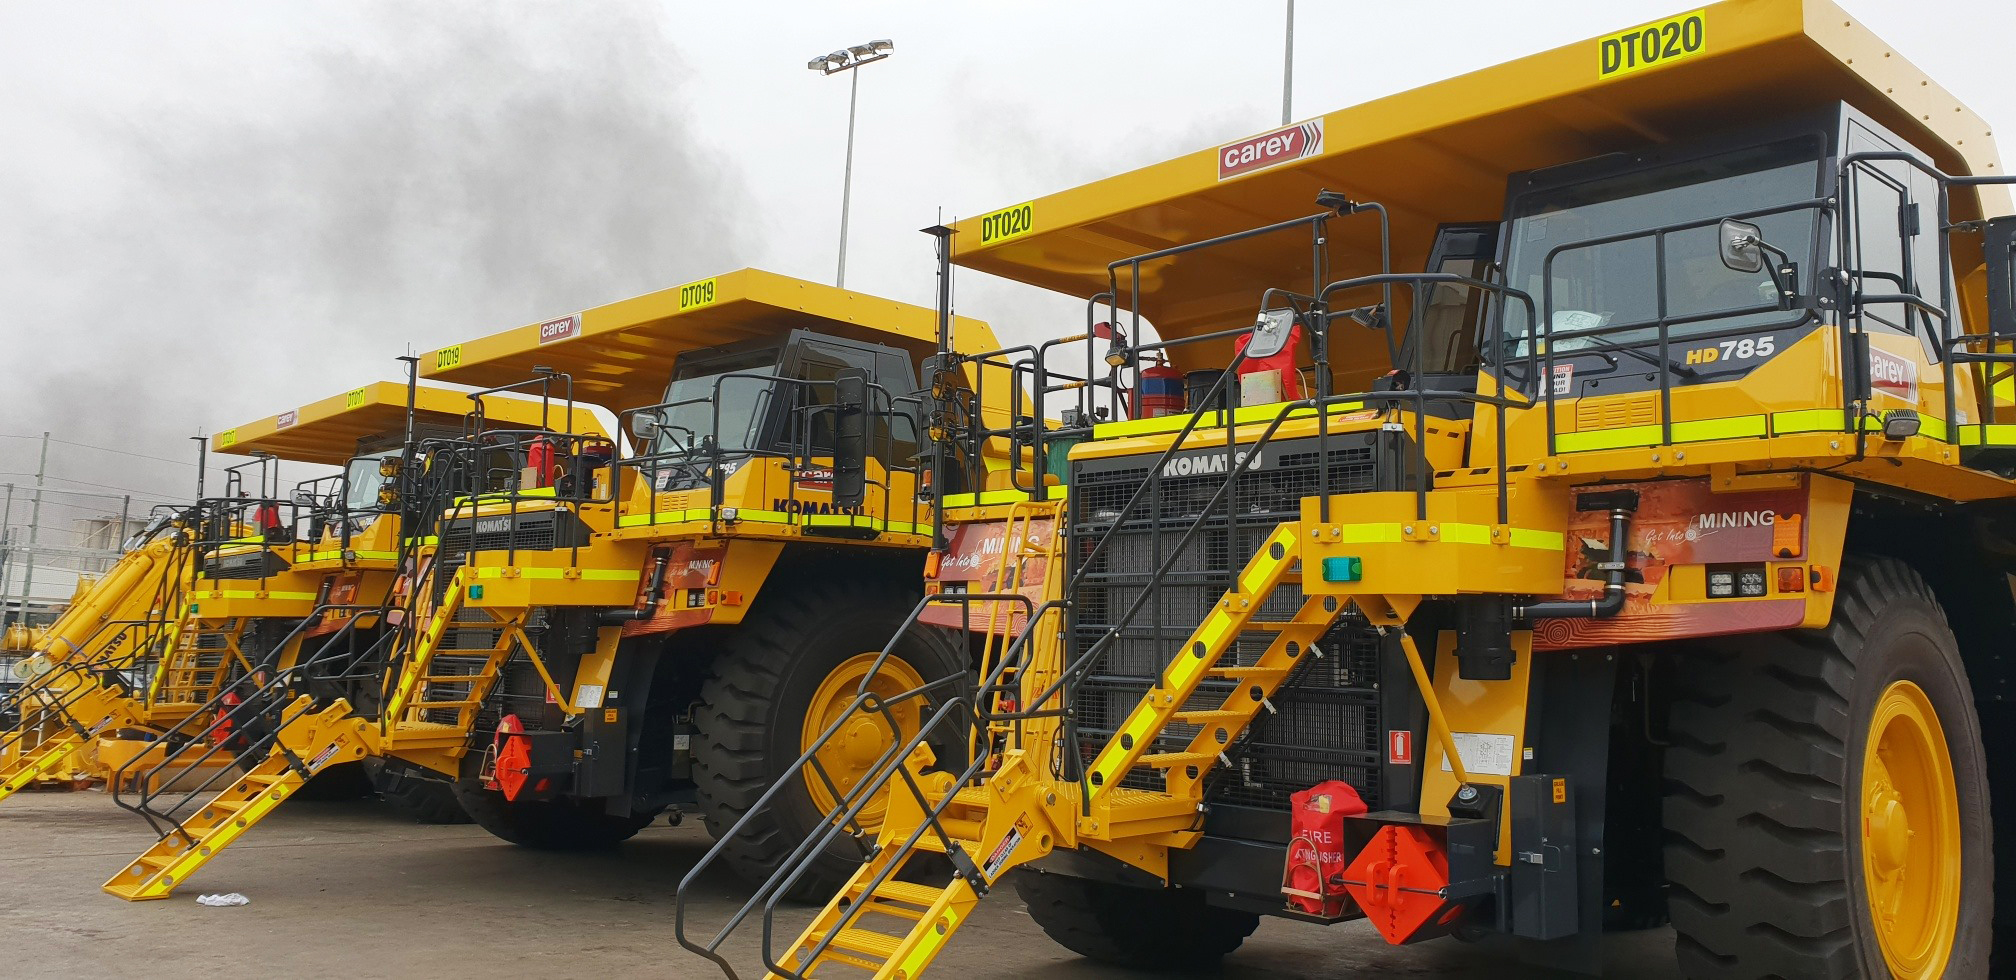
top-left (347, 268), bottom-right (1004, 896)
top-left (100, 382), bottom-right (602, 899)
top-left (678, 2), bottom-right (2016, 977)
top-left (0, 512), bottom-right (198, 796)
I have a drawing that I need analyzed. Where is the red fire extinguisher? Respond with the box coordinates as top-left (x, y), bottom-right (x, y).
top-left (1234, 319), bottom-right (1306, 399)
top-left (1138, 358), bottom-right (1186, 418)
top-left (1282, 780), bottom-right (1367, 916)
top-left (525, 436), bottom-right (557, 489)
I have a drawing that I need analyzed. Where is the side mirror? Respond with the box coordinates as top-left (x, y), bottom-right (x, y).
top-left (629, 411), bottom-right (662, 443)
top-left (1246, 308), bottom-right (1298, 357)
top-left (833, 368), bottom-right (869, 511)
top-left (1986, 217), bottom-right (2016, 338)
top-left (1718, 218), bottom-right (1766, 274)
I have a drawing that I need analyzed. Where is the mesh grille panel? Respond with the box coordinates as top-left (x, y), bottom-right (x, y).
top-left (1066, 434), bottom-right (1387, 811)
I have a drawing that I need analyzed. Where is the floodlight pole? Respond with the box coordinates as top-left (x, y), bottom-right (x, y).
top-left (1282, 0), bottom-right (1295, 125)
top-left (839, 66), bottom-right (861, 289)
top-left (811, 41), bottom-right (892, 290)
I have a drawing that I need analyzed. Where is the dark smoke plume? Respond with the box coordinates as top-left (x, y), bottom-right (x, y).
top-left (0, 2), bottom-right (752, 500)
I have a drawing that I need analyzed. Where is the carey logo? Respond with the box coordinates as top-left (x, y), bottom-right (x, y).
top-left (1162, 449), bottom-right (1261, 478)
top-left (275, 410), bottom-right (298, 429)
top-left (1218, 120), bottom-right (1323, 181)
top-left (1869, 347), bottom-right (1918, 403)
top-left (538, 314), bottom-right (581, 345)
top-left (795, 467), bottom-right (834, 491)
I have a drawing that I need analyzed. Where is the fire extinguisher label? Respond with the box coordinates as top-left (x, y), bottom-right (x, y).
top-left (1387, 730), bottom-right (1413, 765)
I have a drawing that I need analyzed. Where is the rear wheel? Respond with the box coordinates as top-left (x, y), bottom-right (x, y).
top-left (692, 579), bottom-right (966, 899)
top-left (1663, 557), bottom-right (1991, 978)
top-left (1014, 872), bottom-right (1259, 969)
top-left (365, 759), bottom-right (471, 824)
top-left (451, 783), bottom-right (653, 849)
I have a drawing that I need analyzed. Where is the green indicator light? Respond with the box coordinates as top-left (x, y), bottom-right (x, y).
top-left (1321, 556), bottom-right (1362, 583)
top-left (469, 584), bottom-right (485, 600)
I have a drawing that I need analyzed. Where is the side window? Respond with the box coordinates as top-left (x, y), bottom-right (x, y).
top-left (1852, 165), bottom-right (1912, 333)
top-left (794, 358), bottom-right (844, 455)
top-left (1416, 254), bottom-right (1491, 374)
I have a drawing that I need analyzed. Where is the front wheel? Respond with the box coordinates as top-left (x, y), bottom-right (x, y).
top-left (1014, 871), bottom-right (1259, 969)
top-left (1663, 557), bottom-right (1992, 978)
top-left (451, 783), bottom-right (653, 849)
top-left (691, 579), bottom-right (967, 900)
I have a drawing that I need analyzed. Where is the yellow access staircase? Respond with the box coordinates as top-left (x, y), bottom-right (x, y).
top-left (102, 697), bottom-right (377, 900)
top-left (753, 517), bottom-right (1333, 979)
top-left (0, 667), bottom-right (151, 801)
top-left (100, 570), bottom-right (531, 900)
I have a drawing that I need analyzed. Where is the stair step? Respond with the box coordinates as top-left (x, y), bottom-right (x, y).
top-left (1173, 710), bottom-right (1247, 725)
top-left (858, 879), bottom-right (946, 908)
top-left (1139, 751), bottom-right (1217, 769)
top-left (1208, 665), bottom-right (1287, 678)
top-left (809, 927), bottom-right (903, 960)
top-left (911, 834), bottom-right (980, 856)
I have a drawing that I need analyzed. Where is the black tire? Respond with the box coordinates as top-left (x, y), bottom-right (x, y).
top-left (1663, 557), bottom-right (1992, 978)
top-left (691, 578), bottom-right (967, 900)
top-left (365, 760), bottom-right (471, 824)
top-left (1014, 871), bottom-right (1259, 970)
top-left (450, 782), bottom-right (653, 849)
top-left (292, 759), bottom-right (375, 801)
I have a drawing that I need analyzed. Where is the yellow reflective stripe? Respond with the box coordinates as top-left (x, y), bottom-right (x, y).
top-left (212, 590), bottom-right (318, 600)
top-left (471, 567), bottom-right (638, 581)
top-left (1507, 528), bottom-right (1566, 550)
top-left (1555, 415), bottom-right (1764, 452)
top-left (1959, 424), bottom-right (2016, 447)
top-left (1671, 415), bottom-right (1765, 441)
top-left (616, 509), bottom-right (713, 527)
top-left (1336, 522), bottom-right (1403, 544)
top-left (1334, 522), bottom-right (1563, 550)
top-left (1918, 415), bottom-right (1949, 442)
top-left (1090, 401), bottom-right (1367, 440)
top-left (1772, 409), bottom-right (1846, 434)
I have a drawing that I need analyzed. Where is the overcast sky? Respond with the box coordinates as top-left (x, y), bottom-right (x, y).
top-left (1, 0), bottom-right (2008, 510)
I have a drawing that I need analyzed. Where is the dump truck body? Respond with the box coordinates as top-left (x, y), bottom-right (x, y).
top-left (385, 269), bottom-right (1010, 894)
top-left (680, 2), bottom-right (2016, 977)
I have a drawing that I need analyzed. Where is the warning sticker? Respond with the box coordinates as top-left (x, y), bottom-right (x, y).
top-left (981, 825), bottom-right (1024, 879)
top-left (1438, 732), bottom-right (1518, 777)
top-left (574, 683), bottom-right (605, 709)
top-left (1387, 729), bottom-right (1413, 765)
top-left (308, 743), bottom-right (342, 771)
top-left (1597, 9), bottom-right (1706, 79)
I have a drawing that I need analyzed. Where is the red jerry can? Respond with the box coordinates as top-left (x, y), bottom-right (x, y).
top-left (1281, 780), bottom-right (1367, 916)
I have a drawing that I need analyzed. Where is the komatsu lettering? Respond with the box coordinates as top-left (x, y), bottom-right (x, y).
top-left (770, 498), bottom-right (863, 517)
top-left (475, 516), bottom-right (512, 535)
top-left (1162, 450), bottom-right (1261, 478)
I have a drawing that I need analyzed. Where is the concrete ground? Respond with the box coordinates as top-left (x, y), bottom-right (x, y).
top-left (0, 791), bottom-right (1682, 979)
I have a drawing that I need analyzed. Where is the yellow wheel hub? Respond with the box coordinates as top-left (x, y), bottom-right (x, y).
top-left (801, 653), bottom-right (927, 832)
top-left (1859, 680), bottom-right (1962, 979)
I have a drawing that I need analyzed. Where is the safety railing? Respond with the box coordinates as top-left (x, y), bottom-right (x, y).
top-left (1530, 196), bottom-right (1829, 454)
top-left (616, 372), bottom-right (928, 539)
top-left (675, 590), bottom-right (1052, 980)
top-left (110, 601), bottom-right (397, 842)
top-left (1835, 151), bottom-right (2016, 452)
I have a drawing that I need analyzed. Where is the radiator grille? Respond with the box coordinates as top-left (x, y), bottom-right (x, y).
top-left (1067, 434), bottom-right (1388, 811)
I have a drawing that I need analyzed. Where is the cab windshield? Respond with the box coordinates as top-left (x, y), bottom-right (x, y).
top-left (342, 453), bottom-right (397, 514)
top-left (652, 347), bottom-right (780, 457)
top-left (1501, 138), bottom-right (1822, 357)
